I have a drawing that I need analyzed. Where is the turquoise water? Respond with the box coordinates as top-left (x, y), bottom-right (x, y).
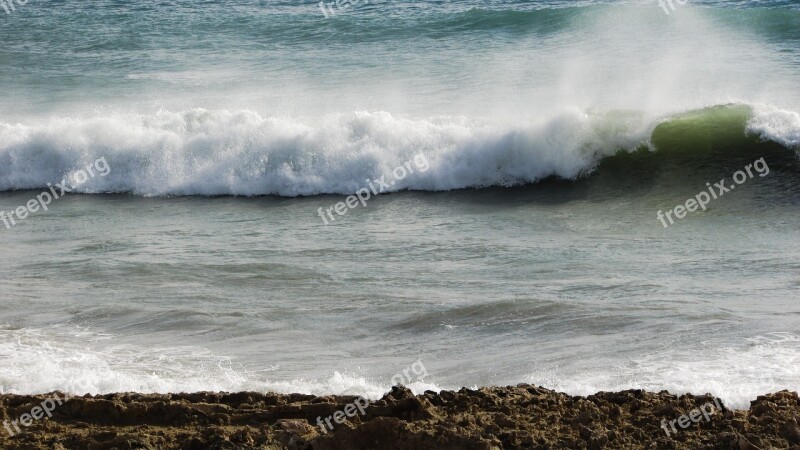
top-left (0, 0), bottom-right (799, 409)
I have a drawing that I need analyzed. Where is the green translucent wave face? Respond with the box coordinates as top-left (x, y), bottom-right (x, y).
top-left (530, 104), bottom-right (799, 203)
top-left (650, 104), bottom-right (756, 156)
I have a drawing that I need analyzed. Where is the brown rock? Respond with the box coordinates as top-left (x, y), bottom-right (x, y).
top-left (278, 419), bottom-right (315, 435)
top-left (782, 420), bottom-right (800, 444)
top-left (1, 387), bottom-right (799, 449)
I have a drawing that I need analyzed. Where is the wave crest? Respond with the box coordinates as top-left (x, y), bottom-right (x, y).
top-left (0, 105), bottom-right (796, 197)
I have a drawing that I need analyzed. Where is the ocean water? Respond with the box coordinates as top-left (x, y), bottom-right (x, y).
top-left (1, 0), bottom-right (800, 410)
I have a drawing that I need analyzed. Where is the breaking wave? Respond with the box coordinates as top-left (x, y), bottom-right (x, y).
top-left (0, 104), bottom-right (797, 197)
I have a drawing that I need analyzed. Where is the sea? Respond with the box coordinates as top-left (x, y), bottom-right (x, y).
top-left (1, 0), bottom-right (799, 410)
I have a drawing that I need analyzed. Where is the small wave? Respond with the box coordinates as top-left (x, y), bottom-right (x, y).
top-left (528, 332), bottom-right (800, 410)
top-left (0, 327), bottom-right (440, 397)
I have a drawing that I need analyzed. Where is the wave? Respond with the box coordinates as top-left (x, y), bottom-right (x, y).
top-left (353, 4), bottom-right (800, 42)
top-left (529, 332), bottom-right (800, 411)
top-left (0, 327), bottom-right (440, 398)
top-left (0, 104), bottom-right (797, 197)
top-left (2, 326), bottom-right (798, 410)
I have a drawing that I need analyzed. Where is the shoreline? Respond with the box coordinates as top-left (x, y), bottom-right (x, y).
top-left (1, 386), bottom-right (798, 449)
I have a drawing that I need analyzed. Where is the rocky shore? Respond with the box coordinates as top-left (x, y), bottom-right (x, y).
top-left (1, 385), bottom-right (799, 449)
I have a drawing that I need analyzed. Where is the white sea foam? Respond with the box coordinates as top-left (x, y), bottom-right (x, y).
top-left (748, 105), bottom-right (800, 149)
top-left (528, 332), bottom-right (800, 410)
top-left (0, 108), bottom-right (652, 197)
top-left (0, 106), bottom-right (796, 197)
top-left (3, 326), bottom-right (798, 409)
top-left (0, 327), bottom-right (439, 398)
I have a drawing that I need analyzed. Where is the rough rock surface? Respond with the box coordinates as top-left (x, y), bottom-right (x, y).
top-left (1, 385), bottom-right (799, 449)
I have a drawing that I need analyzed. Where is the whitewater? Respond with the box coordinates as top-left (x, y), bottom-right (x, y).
top-left (0, 106), bottom-right (798, 196)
